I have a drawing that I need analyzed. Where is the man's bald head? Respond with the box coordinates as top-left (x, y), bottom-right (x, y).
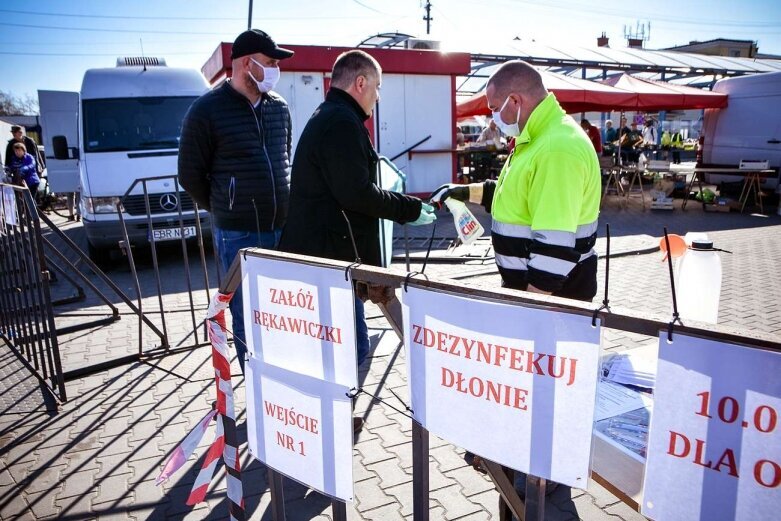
top-left (484, 60), bottom-right (548, 139)
top-left (486, 60), bottom-right (547, 103)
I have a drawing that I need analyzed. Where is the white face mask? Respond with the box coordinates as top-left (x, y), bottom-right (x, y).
top-left (249, 58), bottom-right (280, 93)
top-left (492, 95), bottom-right (521, 137)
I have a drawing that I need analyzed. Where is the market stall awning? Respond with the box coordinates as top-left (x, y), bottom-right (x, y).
top-left (456, 69), bottom-right (639, 118)
top-left (602, 73), bottom-right (728, 110)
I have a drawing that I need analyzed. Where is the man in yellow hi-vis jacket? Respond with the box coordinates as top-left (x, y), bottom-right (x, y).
top-left (433, 60), bottom-right (601, 302)
top-left (670, 130), bottom-right (684, 164)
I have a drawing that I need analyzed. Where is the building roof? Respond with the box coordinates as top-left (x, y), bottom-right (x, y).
top-left (201, 42), bottom-right (471, 85)
top-left (663, 38), bottom-right (756, 51)
top-left (452, 38), bottom-right (781, 95)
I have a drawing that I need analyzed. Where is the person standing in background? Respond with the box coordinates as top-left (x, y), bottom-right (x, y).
top-left (642, 119), bottom-right (658, 156)
top-left (6, 142), bottom-right (40, 197)
top-left (604, 119), bottom-right (617, 144)
top-left (670, 129), bottom-right (684, 164)
top-left (5, 126), bottom-right (43, 173)
top-left (581, 119), bottom-right (603, 155)
top-left (477, 119), bottom-right (502, 145)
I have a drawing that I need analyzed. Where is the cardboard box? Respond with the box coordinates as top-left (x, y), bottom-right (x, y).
top-left (591, 429), bottom-right (645, 506)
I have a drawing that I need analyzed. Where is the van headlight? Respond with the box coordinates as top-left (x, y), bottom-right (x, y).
top-left (85, 196), bottom-right (120, 214)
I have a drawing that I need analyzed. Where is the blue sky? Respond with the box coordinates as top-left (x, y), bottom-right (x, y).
top-left (1, 0), bottom-right (780, 103)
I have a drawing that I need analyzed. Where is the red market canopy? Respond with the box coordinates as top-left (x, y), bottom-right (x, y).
top-left (456, 71), bottom-right (729, 118)
top-left (456, 69), bottom-right (639, 118)
top-left (602, 73), bottom-right (728, 110)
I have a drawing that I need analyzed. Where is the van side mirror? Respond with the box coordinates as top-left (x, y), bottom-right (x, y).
top-left (52, 135), bottom-right (79, 160)
top-left (52, 135), bottom-right (69, 159)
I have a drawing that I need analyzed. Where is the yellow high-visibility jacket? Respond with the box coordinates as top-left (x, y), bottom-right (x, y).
top-left (482, 93), bottom-right (601, 297)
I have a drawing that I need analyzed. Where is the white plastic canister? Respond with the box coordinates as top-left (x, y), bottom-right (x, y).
top-left (675, 240), bottom-right (722, 324)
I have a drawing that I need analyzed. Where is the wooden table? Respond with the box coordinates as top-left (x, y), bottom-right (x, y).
top-left (679, 167), bottom-right (776, 212)
top-left (601, 165), bottom-right (650, 210)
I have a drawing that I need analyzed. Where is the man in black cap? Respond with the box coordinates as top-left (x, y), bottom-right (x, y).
top-left (179, 29), bottom-right (295, 374)
top-left (5, 125), bottom-right (42, 171)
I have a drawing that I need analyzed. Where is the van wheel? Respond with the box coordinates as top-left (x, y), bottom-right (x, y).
top-left (87, 242), bottom-right (112, 270)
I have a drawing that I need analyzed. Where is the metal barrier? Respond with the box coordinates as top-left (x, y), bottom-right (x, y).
top-left (0, 184), bottom-right (66, 401)
top-left (1, 175), bottom-right (215, 401)
top-left (219, 248), bottom-right (781, 521)
top-left (116, 175), bottom-right (213, 353)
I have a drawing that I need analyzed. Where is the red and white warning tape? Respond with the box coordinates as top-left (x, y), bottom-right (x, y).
top-left (157, 292), bottom-right (245, 521)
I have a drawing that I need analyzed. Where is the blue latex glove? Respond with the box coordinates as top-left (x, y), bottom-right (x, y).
top-left (408, 203), bottom-right (437, 226)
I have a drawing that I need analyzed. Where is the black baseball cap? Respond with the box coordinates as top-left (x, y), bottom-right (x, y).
top-left (231, 29), bottom-right (294, 60)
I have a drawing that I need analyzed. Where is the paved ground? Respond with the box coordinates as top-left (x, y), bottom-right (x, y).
top-left (1, 194), bottom-right (780, 520)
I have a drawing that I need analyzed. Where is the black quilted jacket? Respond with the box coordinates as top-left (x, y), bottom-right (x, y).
top-left (178, 81), bottom-right (291, 231)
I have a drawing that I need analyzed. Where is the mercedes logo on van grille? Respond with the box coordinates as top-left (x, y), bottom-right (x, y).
top-left (159, 193), bottom-right (179, 212)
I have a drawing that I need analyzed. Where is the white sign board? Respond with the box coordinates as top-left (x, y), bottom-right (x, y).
top-left (242, 255), bottom-right (358, 387)
top-left (242, 254), bottom-right (357, 502)
top-left (2, 186), bottom-right (17, 227)
top-left (401, 286), bottom-right (601, 487)
top-left (246, 357), bottom-right (354, 501)
top-left (643, 333), bottom-right (781, 521)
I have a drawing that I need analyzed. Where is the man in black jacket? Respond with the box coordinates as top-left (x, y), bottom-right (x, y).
top-left (178, 29), bottom-right (294, 374)
top-left (279, 50), bottom-right (435, 371)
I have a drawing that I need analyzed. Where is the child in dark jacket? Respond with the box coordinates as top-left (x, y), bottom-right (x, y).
top-left (6, 142), bottom-right (40, 197)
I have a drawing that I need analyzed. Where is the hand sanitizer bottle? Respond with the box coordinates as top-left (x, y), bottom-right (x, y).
top-left (444, 198), bottom-right (484, 245)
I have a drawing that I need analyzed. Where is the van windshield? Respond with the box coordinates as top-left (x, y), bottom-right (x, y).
top-left (83, 96), bottom-right (197, 153)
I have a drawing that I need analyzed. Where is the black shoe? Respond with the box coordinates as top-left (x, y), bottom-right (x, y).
top-left (463, 451), bottom-right (486, 474)
top-left (353, 417), bottom-right (364, 433)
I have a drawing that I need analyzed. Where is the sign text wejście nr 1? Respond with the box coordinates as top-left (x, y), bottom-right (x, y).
top-left (246, 359), bottom-right (354, 502)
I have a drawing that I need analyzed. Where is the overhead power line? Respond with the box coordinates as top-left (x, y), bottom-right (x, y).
top-left (0, 8), bottom-right (377, 21)
top-left (1, 38), bottom-right (213, 47)
top-left (0, 21), bottom-right (230, 35)
top-left (351, 0), bottom-right (394, 15)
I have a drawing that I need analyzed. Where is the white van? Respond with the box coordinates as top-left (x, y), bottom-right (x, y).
top-left (701, 71), bottom-right (781, 189)
top-left (41, 57), bottom-right (210, 261)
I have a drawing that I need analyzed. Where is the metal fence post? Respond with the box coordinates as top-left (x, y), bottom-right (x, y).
top-left (412, 420), bottom-right (430, 521)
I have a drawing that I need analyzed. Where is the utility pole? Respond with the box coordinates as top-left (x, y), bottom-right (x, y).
top-left (248, 0), bottom-right (253, 30)
top-left (423, 1), bottom-right (433, 35)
